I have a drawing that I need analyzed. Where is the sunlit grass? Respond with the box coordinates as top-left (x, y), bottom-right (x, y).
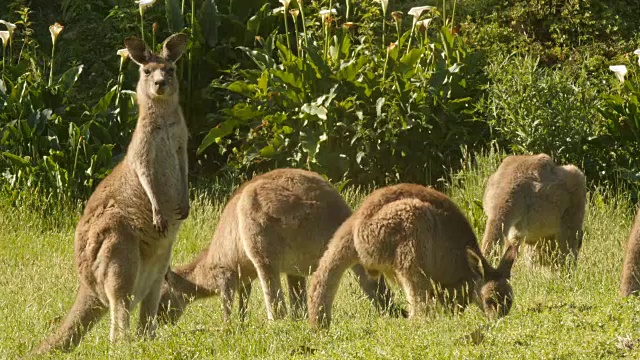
top-left (3, 152), bottom-right (640, 358)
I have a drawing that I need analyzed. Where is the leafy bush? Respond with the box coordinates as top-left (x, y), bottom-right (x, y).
top-left (597, 55), bottom-right (640, 187)
top-left (199, 0), bottom-right (489, 185)
top-left (0, 8), bottom-right (136, 203)
top-left (481, 54), bottom-right (610, 181)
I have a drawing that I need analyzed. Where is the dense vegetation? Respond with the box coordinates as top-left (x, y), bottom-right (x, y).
top-left (1, 0), bottom-right (640, 206)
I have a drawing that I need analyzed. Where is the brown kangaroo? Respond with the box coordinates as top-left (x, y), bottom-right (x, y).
top-left (620, 207), bottom-right (640, 296)
top-left (481, 154), bottom-right (586, 266)
top-left (158, 168), bottom-right (400, 323)
top-left (308, 184), bottom-right (519, 328)
top-left (30, 33), bottom-right (189, 354)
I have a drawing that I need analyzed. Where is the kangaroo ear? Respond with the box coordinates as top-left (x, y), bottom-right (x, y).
top-left (124, 36), bottom-right (152, 66)
top-left (162, 33), bottom-right (188, 63)
top-left (496, 241), bottom-right (520, 278)
top-left (466, 247), bottom-right (485, 279)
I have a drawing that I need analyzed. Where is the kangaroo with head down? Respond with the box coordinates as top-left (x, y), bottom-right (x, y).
top-left (308, 184), bottom-right (519, 328)
top-left (30, 33), bottom-right (189, 354)
top-left (481, 154), bottom-right (586, 267)
top-left (620, 207), bottom-right (640, 297)
top-left (158, 168), bottom-right (400, 323)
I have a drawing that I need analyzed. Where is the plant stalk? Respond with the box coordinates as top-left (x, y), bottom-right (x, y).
top-left (283, 8), bottom-right (292, 59)
top-left (140, 7), bottom-right (145, 43)
top-left (49, 41), bottom-right (56, 86)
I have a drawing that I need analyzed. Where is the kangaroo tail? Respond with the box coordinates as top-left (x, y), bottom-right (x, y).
top-left (30, 286), bottom-right (106, 355)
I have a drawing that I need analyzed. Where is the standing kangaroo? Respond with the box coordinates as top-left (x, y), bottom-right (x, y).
top-left (308, 184), bottom-right (519, 328)
top-left (31, 34), bottom-right (189, 354)
top-left (620, 207), bottom-right (640, 296)
top-left (481, 154), bottom-right (586, 266)
top-left (158, 169), bottom-right (399, 323)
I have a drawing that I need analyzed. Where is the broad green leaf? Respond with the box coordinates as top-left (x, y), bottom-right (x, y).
top-left (301, 103), bottom-right (328, 120)
top-left (165, 0), bottom-right (185, 33)
top-left (238, 46), bottom-right (275, 70)
top-left (226, 81), bottom-right (256, 97)
top-left (2, 152), bottom-right (30, 167)
top-left (198, 120), bottom-right (236, 154)
top-left (57, 65), bottom-right (83, 93)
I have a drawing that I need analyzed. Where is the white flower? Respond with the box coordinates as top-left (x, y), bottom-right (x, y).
top-left (407, 6), bottom-right (435, 23)
top-left (49, 22), bottom-right (64, 44)
top-left (279, 0), bottom-right (291, 10)
top-left (634, 49), bottom-right (640, 66)
top-left (609, 65), bottom-right (628, 84)
top-left (117, 48), bottom-right (130, 60)
top-left (0, 31), bottom-right (9, 48)
top-left (136, 0), bottom-right (157, 11)
top-left (415, 18), bottom-right (433, 29)
top-left (319, 9), bottom-right (337, 22)
top-left (0, 20), bottom-right (16, 40)
top-left (379, 0), bottom-right (389, 14)
top-left (272, 6), bottom-right (285, 14)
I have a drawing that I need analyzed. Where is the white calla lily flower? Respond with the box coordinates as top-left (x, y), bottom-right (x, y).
top-left (0, 31), bottom-right (9, 48)
top-left (0, 20), bottom-right (16, 40)
top-left (49, 22), bottom-right (64, 44)
top-left (279, 0), bottom-right (291, 10)
top-left (415, 18), bottom-right (433, 29)
top-left (634, 49), bottom-right (640, 66)
top-left (379, 0), bottom-right (389, 14)
top-left (117, 48), bottom-right (130, 60)
top-left (136, 0), bottom-right (157, 10)
top-left (407, 6), bottom-right (435, 24)
top-left (609, 65), bottom-right (628, 84)
top-left (319, 9), bottom-right (337, 22)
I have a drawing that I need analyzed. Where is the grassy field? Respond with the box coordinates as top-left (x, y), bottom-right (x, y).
top-left (3, 152), bottom-right (640, 359)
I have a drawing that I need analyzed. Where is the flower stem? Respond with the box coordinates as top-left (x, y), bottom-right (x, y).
top-left (406, 24), bottom-right (415, 55)
top-left (395, 20), bottom-right (402, 53)
top-left (292, 16), bottom-right (300, 58)
top-left (283, 8), bottom-right (291, 59)
top-left (140, 7), bottom-right (145, 43)
top-left (299, 5), bottom-right (309, 50)
top-left (450, 0), bottom-right (456, 32)
top-left (49, 41), bottom-right (56, 86)
top-left (2, 46), bottom-right (5, 73)
top-left (382, 11), bottom-right (386, 51)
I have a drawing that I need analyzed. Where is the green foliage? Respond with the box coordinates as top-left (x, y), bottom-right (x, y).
top-left (481, 54), bottom-right (610, 182)
top-left (0, 8), bottom-right (136, 203)
top-left (597, 61), bottom-right (640, 186)
top-left (200, 1), bottom-right (488, 184)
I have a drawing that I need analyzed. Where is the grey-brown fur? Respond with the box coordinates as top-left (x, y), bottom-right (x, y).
top-left (158, 169), bottom-right (398, 323)
top-left (481, 154), bottom-right (586, 266)
top-left (620, 207), bottom-right (640, 296)
top-left (30, 33), bottom-right (189, 354)
top-left (307, 184), bottom-right (519, 328)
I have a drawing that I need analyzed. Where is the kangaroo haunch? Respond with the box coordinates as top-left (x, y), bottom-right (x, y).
top-left (308, 184), bottom-right (519, 329)
top-left (159, 169), bottom-right (400, 323)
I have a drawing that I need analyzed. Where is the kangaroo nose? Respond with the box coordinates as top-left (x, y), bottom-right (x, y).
top-left (155, 79), bottom-right (166, 87)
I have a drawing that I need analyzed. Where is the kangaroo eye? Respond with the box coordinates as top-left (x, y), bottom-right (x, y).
top-left (143, 69), bottom-right (151, 76)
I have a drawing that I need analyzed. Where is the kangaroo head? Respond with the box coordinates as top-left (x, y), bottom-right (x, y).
top-left (466, 242), bottom-right (519, 318)
top-left (124, 33), bottom-right (188, 99)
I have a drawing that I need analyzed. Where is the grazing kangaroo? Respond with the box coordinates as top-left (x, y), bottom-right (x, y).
top-left (30, 33), bottom-right (189, 354)
top-left (158, 168), bottom-right (399, 323)
top-left (620, 207), bottom-right (640, 296)
top-left (307, 184), bottom-right (519, 328)
top-left (481, 154), bottom-right (586, 267)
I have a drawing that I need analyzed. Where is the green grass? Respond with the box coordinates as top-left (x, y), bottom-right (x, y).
top-left (3, 151), bottom-right (640, 359)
